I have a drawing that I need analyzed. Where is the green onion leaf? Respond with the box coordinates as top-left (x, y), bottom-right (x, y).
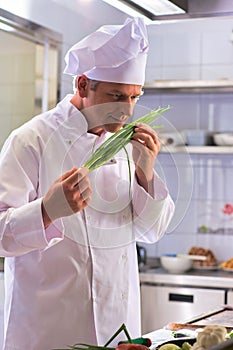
top-left (82, 106), bottom-right (170, 172)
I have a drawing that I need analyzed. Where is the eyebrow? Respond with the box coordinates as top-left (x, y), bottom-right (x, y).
top-left (108, 89), bottom-right (143, 97)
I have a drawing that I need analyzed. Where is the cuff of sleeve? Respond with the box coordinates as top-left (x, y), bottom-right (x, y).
top-left (9, 198), bottom-right (53, 250)
top-left (45, 220), bottom-right (64, 247)
top-left (132, 172), bottom-right (172, 232)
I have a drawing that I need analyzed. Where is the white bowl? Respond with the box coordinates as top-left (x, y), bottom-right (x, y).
top-left (160, 255), bottom-right (193, 274)
top-left (213, 133), bottom-right (233, 146)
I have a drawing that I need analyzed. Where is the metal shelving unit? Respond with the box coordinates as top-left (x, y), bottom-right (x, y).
top-left (160, 146), bottom-right (233, 154)
top-left (144, 80), bottom-right (233, 94)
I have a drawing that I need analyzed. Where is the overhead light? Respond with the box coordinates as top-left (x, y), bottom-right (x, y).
top-left (101, 0), bottom-right (153, 23)
top-left (129, 0), bottom-right (185, 16)
top-left (102, 0), bottom-right (185, 21)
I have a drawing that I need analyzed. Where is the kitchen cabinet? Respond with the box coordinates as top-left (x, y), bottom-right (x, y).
top-left (0, 272), bottom-right (4, 349)
top-left (141, 284), bottom-right (225, 333)
top-left (0, 272), bottom-right (4, 305)
top-left (227, 291), bottom-right (233, 305)
top-left (140, 268), bottom-right (233, 334)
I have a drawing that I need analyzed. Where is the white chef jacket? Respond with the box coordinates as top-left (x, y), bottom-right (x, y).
top-left (0, 95), bottom-right (174, 350)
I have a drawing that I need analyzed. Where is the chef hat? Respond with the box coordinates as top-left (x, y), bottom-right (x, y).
top-left (64, 17), bottom-right (149, 85)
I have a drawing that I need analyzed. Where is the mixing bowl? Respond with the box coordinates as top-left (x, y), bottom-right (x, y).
top-left (160, 255), bottom-right (193, 273)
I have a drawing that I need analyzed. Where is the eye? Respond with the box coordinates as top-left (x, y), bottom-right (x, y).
top-left (132, 95), bottom-right (140, 102)
top-left (107, 93), bottom-right (123, 101)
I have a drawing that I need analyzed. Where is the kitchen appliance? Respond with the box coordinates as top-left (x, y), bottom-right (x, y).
top-left (141, 284), bottom-right (225, 333)
top-left (0, 273), bottom-right (4, 349)
top-left (137, 244), bottom-right (147, 267)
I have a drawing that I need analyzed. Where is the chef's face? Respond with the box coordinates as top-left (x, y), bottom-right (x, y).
top-left (78, 75), bottom-right (143, 134)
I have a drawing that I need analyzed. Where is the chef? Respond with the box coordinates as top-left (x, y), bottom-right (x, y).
top-left (0, 17), bottom-right (174, 349)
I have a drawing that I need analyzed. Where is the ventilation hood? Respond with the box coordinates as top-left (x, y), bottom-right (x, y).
top-left (116, 0), bottom-right (233, 21)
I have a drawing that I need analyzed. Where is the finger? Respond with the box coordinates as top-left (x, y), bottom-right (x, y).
top-left (134, 123), bottom-right (158, 142)
top-left (132, 132), bottom-right (156, 151)
top-left (60, 167), bottom-right (78, 181)
top-left (76, 185), bottom-right (93, 202)
top-left (64, 167), bottom-right (89, 188)
top-left (74, 175), bottom-right (92, 194)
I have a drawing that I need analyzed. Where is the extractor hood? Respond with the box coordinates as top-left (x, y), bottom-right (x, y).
top-left (110, 0), bottom-right (233, 21)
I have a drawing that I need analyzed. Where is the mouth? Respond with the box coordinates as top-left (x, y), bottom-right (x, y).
top-left (109, 113), bottom-right (128, 124)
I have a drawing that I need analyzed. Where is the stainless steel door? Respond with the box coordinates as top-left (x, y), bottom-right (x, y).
top-left (227, 290), bottom-right (233, 305)
top-left (141, 284), bottom-right (225, 333)
top-left (0, 273), bottom-right (4, 349)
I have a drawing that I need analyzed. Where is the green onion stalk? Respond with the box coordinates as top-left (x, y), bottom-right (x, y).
top-left (52, 323), bottom-right (132, 350)
top-left (82, 106), bottom-right (170, 173)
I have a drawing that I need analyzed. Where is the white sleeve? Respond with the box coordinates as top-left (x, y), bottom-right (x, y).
top-left (0, 131), bottom-right (63, 256)
top-left (132, 170), bottom-right (175, 243)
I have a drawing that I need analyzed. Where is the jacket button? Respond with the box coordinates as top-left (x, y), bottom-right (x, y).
top-left (121, 292), bottom-right (127, 300)
top-left (122, 253), bottom-right (127, 261)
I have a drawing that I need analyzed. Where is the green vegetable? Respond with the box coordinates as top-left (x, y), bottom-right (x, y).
top-left (158, 344), bottom-right (181, 350)
top-left (82, 107), bottom-right (169, 172)
top-left (53, 323), bottom-right (133, 350)
top-left (118, 337), bottom-right (151, 347)
top-left (228, 330), bottom-right (233, 338)
top-left (199, 225), bottom-right (208, 233)
top-left (181, 342), bottom-right (192, 350)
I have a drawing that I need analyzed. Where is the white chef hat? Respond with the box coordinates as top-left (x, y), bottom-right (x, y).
top-left (64, 17), bottom-right (149, 85)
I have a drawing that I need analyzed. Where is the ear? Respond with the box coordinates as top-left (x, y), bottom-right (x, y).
top-left (77, 75), bottom-right (89, 98)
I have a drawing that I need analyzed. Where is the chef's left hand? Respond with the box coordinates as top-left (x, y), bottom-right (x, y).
top-left (131, 122), bottom-right (160, 193)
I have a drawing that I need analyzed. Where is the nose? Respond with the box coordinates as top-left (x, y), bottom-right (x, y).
top-left (118, 101), bottom-right (134, 118)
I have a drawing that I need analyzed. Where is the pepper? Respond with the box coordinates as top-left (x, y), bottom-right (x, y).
top-left (118, 338), bottom-right (152, 347)
top-left (116, 344), bottom-right (150, 350)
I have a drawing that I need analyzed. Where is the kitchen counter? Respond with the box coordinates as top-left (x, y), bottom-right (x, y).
top-left (140, 266), bottom-right (233, 332)
top-left (140, 267), bottom-right (233, 289)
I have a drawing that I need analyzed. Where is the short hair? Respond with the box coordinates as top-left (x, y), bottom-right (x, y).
top-left (73, 76), bottom-right (100, 93)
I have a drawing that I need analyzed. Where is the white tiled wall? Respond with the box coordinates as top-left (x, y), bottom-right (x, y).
top-left (138, 90), bottom-right (233, 261)
top-left (145, 17), bottom-right (233, 83)
top-left (139, 16), bottom-right (233, 261)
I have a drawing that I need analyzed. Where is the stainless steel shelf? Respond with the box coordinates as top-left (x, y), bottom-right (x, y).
top-left (144, 80), bottom-right (233, 94)
top-left (160, 146), bottom-right (233, 154)
top-left (140, 267), bottom-right (233, 288)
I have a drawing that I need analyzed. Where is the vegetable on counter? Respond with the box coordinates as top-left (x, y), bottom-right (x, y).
top-left (158, 325), bottom-right (230, 350)
top-left (192, 325), bottom-right (227, 350)
top-left (52, 323), bottom-right (151, 350)
top-left (158, 342), bottom-right (192, 350)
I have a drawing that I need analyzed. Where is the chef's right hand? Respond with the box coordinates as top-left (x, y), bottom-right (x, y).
top-left (42, 167), bottom-right (92, 228)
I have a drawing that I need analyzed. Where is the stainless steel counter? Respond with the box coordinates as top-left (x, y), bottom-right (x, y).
top-left (140, 267), bottom-right (233, 289)
top-left (140, 267), bottom-right (233, 332)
